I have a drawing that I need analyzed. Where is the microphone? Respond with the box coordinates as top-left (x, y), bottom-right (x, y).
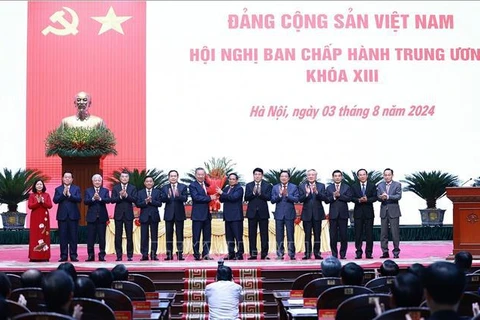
top-left (461, 178), bottom-right (473, 187)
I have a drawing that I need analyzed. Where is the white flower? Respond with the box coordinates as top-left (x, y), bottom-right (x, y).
top-left (38, 239), bottom-right (44, 245)
top-left (44, 217), bottom-right (48, 221)
top-left (39, 223), bottom-right (44, 229)
top-left (43, 245), bottom-right (49, 251)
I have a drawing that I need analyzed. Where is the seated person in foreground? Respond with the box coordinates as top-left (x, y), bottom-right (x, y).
top-left (205, 265), bottom-right (244, 320)
top-left (378, 259), bottom-right (400, 277)
top-left (454, 251), bottom-right (473, 274)
top-left (423, 261), bottom-right (466, 320)
top-left (43, 270), bottom-right (82, 319)
top-left (321, 256), bottom-right (342, 277)
top-left (390, 272), bottom-right (424, 308)
top-left (340, 262), bottom-right (364, 286)
top-left (20, 269), bottom-right (43, 288)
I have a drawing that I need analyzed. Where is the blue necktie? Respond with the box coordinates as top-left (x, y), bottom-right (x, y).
top-left (361, 183), bottom-right (366, 196)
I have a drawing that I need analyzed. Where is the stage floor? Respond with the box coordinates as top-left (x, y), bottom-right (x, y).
top-left (0, 241), bottom-right (467, 272)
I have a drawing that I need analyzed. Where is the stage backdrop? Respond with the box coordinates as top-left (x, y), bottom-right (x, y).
top-left (0, 1), bottom-right (479, 227)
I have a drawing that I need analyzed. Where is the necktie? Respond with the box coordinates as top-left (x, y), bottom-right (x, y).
top-left (386, 183), bottom-right (390, 194)
top-left (202, 183), bottom-right (207, 194)
top-left (147, 189), bottom-right (151, 197)
top-left (335, 184), bottom-right (340, 191)
top-left (122, 184), bottom-right (126, 191)
top-left (228, 186), bottom-right (233, 194)
top-left (361, 183), bottom-right (366, 196)
top-left (256, 183), bottom-right (260, 195)
top-left (95, 187), bottom-right (99, 193)
top-left (172, 184), bottom-right (176, 197)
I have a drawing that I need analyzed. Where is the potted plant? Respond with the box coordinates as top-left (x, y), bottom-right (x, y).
top-left (401, 170), bottom-right (459, 227)
top-left (181, 157), bottom-right (242, 218)
top-left (0, 168), bottom-right (49, 230)
top-left (342, 170), bottom-right (383, 227)
top-left (264, 167), bottom-right (307, 222)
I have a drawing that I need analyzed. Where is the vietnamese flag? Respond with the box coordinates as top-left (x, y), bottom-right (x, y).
top-left (26, 1), bottom-right (146, 225)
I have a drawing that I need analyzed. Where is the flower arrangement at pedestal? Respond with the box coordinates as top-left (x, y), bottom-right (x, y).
top-left (45, 126), bottom-right (117, 157)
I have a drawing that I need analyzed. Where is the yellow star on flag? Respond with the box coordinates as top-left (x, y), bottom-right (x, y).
top-left (91, 6), bottom-right (131, 35)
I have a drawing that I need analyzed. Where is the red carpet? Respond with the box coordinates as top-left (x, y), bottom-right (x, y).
top-left (0, 241), bottom-right (467, 273)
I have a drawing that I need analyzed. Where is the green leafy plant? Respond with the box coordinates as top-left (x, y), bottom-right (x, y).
top-left (180, 157), bottom-right (243, 187)
top-left (342, 170), bottom-right (383, 186)
top-left (45, 126), bottom-right (117, 157)
top-left (263, 167), bottom-right (307, 186)
top-left (401, 170), bottom-right (459, 209)
top-left (0, 168), bottom-right (50, 211)
top-left (107, 168), bottom-right (168, 190)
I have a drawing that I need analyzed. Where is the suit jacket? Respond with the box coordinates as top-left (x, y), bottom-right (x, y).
top-left (271, 183), bottom-right (299, 220)
top-left (326, 183), bottom-right (352, 219)
top-left (220, 184), bottom-right (244, 222)
top-left (136, 188), bottom-right (162, 223)
top-left (160, 183), bottom-right (188, 221)
top-left (84, 187), bottom-right (111, 223)
top-left (244, 180), bottom-right (272, 219)
top-left (377, 180), bottom-right (402, 218)
top-left (351, 181), bottom-right (378, 219)
top-left (110, 183), bottom-right (138, 221)
top-left (189, 180), bottom-right (211, 221)
top-left (427, 310), bottom-right (465, 320)
top-left (53, 184), bottom-right (82, 221)
top-left (298, 181), bottom-right (328, 221)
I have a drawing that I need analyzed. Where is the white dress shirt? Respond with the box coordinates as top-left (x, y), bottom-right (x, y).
top-left (205, 280), bottom-right (244, 320)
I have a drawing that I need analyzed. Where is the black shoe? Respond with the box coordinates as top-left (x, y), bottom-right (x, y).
top-left (140, 256), bottom-right (149, 261)
top-left (224, 255), bottom-right (236, 260)
top-left (177, 254), bottom-right (185, 261)
top-left (261, 256), bottom-right (270, 260)
top-left (366, 255), bottom-right (373, 259)
top-left (380, 253), bottom-right (389, 258)
top-left (85, 257), bottom-right (94, 262)
top-left (164, 255), bottom-right (173, 261)
top-left (194, 256), bottom-right (201, 261)
top-left (116, 257), bottom-right (122, 261)
top-left (248, 256), bottom-right (257, 260)
top-left (151, 255), bottom-right (159, 261)
top-left (99, 257), bottom-right (106, 262)
top-left (71, 258), bottom-right (79, 262)
top-left (203, 255), bottom-right (214, 260)
top-left (58, 258), bottom-right (67, 262)
top-left (393, 254), bottom-right (399, 259)
top-left (302, 256), bottom-right (310, 260)
top-left (314, 255), bottom-right (323, 260)
top-left (276, 256), bottom-right (284, 260)
top-left (290, 256), bottom-right (296, 260)
top-left (127, 257), bottom-right (133, 261)
top-left (355, 255), bottom-right (362, 259)
top-left (340, 256), bottom-right (346, 260)
top-left (236, 256), bottom-right (244, 260)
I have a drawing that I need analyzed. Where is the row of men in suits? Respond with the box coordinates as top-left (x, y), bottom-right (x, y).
top-left (52, 167), bottom-right (402, 262)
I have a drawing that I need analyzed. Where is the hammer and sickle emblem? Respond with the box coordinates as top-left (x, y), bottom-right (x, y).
top-left (41, 7), bottom-right (79, 36)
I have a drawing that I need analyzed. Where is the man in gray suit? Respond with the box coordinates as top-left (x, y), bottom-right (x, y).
top-left (377, 168), bottom-right (402, 259)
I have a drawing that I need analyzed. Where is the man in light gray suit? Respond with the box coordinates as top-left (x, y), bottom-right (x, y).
top-left (377, 168), bottom-right (402, 259)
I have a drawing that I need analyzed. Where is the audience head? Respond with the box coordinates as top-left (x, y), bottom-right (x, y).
top-left (43, 270), bottom-right (74, 314)
top-left (340, 262), bottom-right (364, 286)
top-left (321, 256), bottom-right (342, 277)
top-left (74, 277), bottom-right (96, 299)
top-left (391, 272), bottom-right (424, 308)
top-left (0, 273), bottom-right (12, 299)
top-left (57, 262), bottom-right (77, 282)
top-left (112, 264), bottom-right (129, 281)
top-left (423, 261), bottom-right (466, 312)
top-left (89, 268), bottom-right (113, 288)
top-left (407, 263), bottom-right (426, 279)
top-left (379, 259), bottom-right (400, 277)
top-left (21, 269), bottom-right (43, 288)
top-left (454, 251), bottom-right (473, 273)
top-left (216, 265), bottom-right (233, 281)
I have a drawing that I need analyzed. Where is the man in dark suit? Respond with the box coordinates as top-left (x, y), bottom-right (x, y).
top-left (244, 168), bottom-right (272, 260)
top-left (110, 171), bottom-right (138, 261)
top-left (218, 173), bottom-right (245, 260)
top-left (160, 170), bottom-right (188, 261)
top-left (136, 175), bottom-right (162, 261)
top-left (351, 169), bottom-right (378, 259)
top-left (53, 171), bottom-right (82, 262)
top-left (326, 170), bottom-right (352, 259)
top-left (298, 169), bottom-right (328, 260)
top-left (189, 167), bottom-right (217, 261)
top-left (271, 170), bottom-right (299, 260)
top-left (84, 174), bottom-right (110, 262)
top-left (377, 168), bottom-right (402, 259)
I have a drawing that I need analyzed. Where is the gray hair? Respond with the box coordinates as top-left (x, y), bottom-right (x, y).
top-left (91, 174), bottom-right (102, 181)
top-left (321, 256), bottom-right (342, 277)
